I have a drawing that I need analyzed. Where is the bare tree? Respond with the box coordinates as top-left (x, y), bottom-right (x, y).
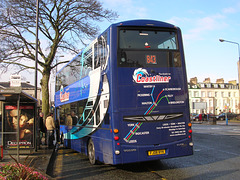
top-left (0, 0), bottom-right (118, 117)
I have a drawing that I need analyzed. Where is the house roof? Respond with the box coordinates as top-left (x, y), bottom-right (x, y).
top-left (0, 88), bottom-right (38, 103)
top-left (0, 82), bottom-right (40, 90)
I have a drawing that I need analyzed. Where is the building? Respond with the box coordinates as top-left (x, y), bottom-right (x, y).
top-left (0, 81), bottom-right (41, 116)
top-left (188, 77), bottom-right (239, 115)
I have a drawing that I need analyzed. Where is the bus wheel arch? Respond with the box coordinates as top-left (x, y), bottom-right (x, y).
top-left (88, 138), bottom-right (96, 165)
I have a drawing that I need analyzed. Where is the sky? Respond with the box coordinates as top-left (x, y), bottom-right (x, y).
top-left (1, 0), bottom-right (240, 86)
top-left (98, 0), bottom-right (240, 83)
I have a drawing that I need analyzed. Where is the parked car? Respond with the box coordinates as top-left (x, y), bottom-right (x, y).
top-left (216, 113), bottom-right (238, 120)
top-left (193, 113), bottom-right (207, 121)
top-left (190, 113), bottom-right (198, 120)
top-left (206, 113), bottom-right (215, 120)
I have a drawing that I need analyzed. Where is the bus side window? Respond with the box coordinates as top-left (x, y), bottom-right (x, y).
top-left (104, 113), bottom-right (110, 125)
top-left (96, 106), bottom-right (100, 125)
top-left (81, 48), bottom-right (93, 78)
top-left (60, 117), bottom-right (65, 125)
top-left (94, 42), bottom-right (100, 69)
top-left (98, 32), bottom-right (108, 69)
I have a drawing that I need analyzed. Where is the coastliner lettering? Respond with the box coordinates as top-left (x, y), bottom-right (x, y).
top-left (136, 74), bottom-right (171, 83)
top-left (60, 91), bottom-right (70, 102)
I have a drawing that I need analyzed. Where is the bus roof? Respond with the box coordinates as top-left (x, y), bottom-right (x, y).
top-left (56, 19), bottom-right (179, 75)
top-left (112, 19), bottom-right (178, 29)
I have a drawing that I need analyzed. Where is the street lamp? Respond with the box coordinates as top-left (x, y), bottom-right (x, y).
top-left (219, 38), bottom-right (240, 125)
top-left (219, 39), bottom-right (240, 60)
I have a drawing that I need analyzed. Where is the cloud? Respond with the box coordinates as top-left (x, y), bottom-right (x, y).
top-left (166, 17), bottom-right (190, 26)
top-left (188, 9), bottom-right (205, 15)
top-left (222, 7), bottom-right (237, 14)
top-left (134, 7), bottom-right (148, 18)
top-left (166, 15), bottom-right (227, 41)
top-left (196, 14), bottom-right (224, 30)
top-left (100, 0), bottom-right (148, 19)
top-left (100, 0), bottom-right (132, 8)
top-left (184, 14), bottom-right (227, 41)
top-left (183, 1), bottom-right (240, 42)
top-left (222, 2), bottom-right (240, 14)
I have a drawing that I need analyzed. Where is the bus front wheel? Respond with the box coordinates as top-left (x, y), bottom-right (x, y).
top-left (88, 139), bottom-right (96, 165)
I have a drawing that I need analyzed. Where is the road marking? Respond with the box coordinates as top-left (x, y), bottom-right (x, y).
top-left (147, 168), bottom-right (168, 179)
top-left (64, 152), bottom-right (79, 156)
top-left (54, 149), bottom-right (64, 175)
top-left (194, 149), bottom-right (201, 152)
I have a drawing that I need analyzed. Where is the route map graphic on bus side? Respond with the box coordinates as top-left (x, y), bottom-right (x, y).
top-left (124, 87), bottom-right (169, 142)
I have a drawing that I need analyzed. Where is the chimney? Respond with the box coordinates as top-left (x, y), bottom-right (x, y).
top-left (228, 80), bottom-right (236, 85)
top-left (190, 77), bottom-right (198, 85)
top-left (216, 78), bottom-right (224, 84)
top-left (203, 78), bottom-right (210, 83)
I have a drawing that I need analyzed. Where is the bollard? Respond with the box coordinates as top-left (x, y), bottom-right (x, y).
top-left (213, 117), bottom-right (217, 125)
top-left (0, 145), bottom-right (3, 161)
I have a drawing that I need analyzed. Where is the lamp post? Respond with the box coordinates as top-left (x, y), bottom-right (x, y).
top-left (219, 38), bottom-right (240, 125)
top-left (35, 0), bottom-right (40, 100)
top-left (35, 0), bottom-right (40, 152)
top-left (219, 39), bottom-right (240, 58)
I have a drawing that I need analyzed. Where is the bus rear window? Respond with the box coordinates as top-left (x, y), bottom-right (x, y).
top-left (119, 29), bottom-right (178, 50)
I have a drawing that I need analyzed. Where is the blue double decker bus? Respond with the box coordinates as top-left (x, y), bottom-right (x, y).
top-left (55, 19), bottom-right (193, 165)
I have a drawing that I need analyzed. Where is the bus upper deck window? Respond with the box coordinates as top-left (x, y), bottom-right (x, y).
top-left (119, 29), bottom-right (178, 50)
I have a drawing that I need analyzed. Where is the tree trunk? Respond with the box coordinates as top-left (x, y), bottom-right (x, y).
top-left (41, 69), bottom-right (50, 121)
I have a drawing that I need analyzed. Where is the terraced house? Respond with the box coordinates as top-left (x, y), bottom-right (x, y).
top-left (188, 77), bottom-right (239, 115)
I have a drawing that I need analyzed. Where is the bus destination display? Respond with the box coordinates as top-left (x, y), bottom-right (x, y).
top-left (146, 55), bottom-right (157, 64)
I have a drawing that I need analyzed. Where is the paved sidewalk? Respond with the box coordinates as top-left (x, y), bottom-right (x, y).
top-left (217, 120), bottom-right (240, 126)
top-left (192, 119), bottom-right (240, 126)
top-left (0, 145), bottom-right (55, 179)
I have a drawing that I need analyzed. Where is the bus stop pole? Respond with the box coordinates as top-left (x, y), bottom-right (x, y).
top-left (17, 94), bottom-right (20, 162)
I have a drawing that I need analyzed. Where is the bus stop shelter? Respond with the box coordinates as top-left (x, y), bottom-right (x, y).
top-left (0, 87), bottom-right (38, 159)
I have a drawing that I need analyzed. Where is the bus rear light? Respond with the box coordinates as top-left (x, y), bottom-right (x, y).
top-left (188, 123), bottom-right (192, 127)
top-left (189, 142), bottom-right (194, 146)
top-left (188, 129), bottom-right (192, 133)
top-left (117, 142), bottom-right (120, 146)
top-left (115, 150), bottom-right (120, 155)
top-left (114, 129), bottom-right (119, 133)
top-left (114, 136), bottom-right (119, 141)
top-left (188, 135), bottom-right (191, 139)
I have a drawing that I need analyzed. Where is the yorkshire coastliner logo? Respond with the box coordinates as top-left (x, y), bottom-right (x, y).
top-left (133, 68), bottom-right (171, 83)
top-left (60, 85), bottom-right (70, 102)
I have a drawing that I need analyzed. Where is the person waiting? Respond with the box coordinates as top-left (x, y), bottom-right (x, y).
top-left (45, 113), bottom-right (55, 149)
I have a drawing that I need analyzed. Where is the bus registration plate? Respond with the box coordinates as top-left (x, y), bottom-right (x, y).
top-left (148, 149), bottom-right (165, 156)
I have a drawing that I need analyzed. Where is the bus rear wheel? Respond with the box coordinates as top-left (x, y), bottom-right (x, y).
top-left (88, 139), bottom-right (96, 165)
